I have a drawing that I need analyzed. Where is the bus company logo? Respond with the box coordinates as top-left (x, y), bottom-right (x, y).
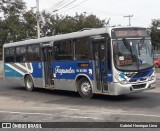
top-left (2, 123), bottom-right (11, 128)
top-left (55, 66), bottom-right (75, 75)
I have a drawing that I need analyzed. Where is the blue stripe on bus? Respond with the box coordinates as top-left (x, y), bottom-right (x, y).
top-left (32, 62), bottom-right (43, 78)
top-left (129, 68), bottom-right (154, 82)
top-left (4, 64), bottom-right (23, 77)
top-left (4, 61), bottom-right (114, 82)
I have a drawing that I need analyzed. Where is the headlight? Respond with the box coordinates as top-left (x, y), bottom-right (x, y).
top-left (115, 75), bottom-right (128, 84)
top-left (119, 80), bottom-right (128, 84)
top-left (148, 75), bottom-right (155, 81)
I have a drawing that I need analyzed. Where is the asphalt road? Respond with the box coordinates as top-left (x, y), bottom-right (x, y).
top-left (0, 79), bottom-right (160, 130)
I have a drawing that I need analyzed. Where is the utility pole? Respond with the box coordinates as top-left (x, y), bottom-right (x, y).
top-left (124, 15), bottom-right (133, 26)
top-left (36, 0), bottom-right (40, 38)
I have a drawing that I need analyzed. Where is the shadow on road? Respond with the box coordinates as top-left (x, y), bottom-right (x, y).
top-left (7, 85), bottom-right (160, 110)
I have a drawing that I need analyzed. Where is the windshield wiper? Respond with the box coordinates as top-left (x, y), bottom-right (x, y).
top-left (122, 38), bottom-right (141, 70)
top-left (122, 38), bottom-right (132, 53)
top-left (136, 37), bottom-right (145, 70)
top-left (138, 37), bottom-right (145, 56)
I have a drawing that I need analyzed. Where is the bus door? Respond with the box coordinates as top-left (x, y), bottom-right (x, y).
top-left (92, 41), bottom-right (108, 92)
top-left (42, 46), bottom-right (54, 87)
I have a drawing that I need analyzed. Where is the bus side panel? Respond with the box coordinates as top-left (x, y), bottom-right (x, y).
top-left (4, 62), bottom-right (43, 88)
top-left (4, 63), bottom-right (24, 85)
top-left (30, 62), bottom-right (43, 88)
top-left (53, 61), bottom-right (94, 91)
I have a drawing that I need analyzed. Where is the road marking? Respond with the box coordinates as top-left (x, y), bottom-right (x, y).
top-left (32, 107), bottom-right (79, 111)
top-left (102, 111), bottom-right (160, 118)
top-left (0, 110), bottom-right (54, 116)
top-left (0, 110), bottom-right (99, 120)
top-left (1, 110), bottom-right (160, 120)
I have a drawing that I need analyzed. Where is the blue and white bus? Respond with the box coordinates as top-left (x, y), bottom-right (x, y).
top-left (3, 26), bottom-right (156, 98)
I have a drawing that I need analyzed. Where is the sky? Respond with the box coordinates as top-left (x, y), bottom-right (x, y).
top-left (24, 0), bottom-right (160, 27)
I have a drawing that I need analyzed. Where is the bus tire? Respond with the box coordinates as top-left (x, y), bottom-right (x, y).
top-left (77, 78), bottom-right (93, 99)
top-left (25, 75), bottom-right (34, 91)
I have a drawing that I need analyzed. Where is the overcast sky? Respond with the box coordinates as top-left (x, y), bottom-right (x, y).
top-left (24, 0), bottom-right (160, 27)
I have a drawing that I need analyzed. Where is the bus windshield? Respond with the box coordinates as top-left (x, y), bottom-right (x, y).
top-left (113, 39), bottom-right (153, 71)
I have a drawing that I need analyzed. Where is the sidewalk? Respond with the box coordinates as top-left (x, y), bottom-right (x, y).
top-left (156, 73), bottom-right (160, 80)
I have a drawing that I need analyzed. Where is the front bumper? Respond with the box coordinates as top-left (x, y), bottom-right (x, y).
top-left (108, 79), bottom-right (156, 95)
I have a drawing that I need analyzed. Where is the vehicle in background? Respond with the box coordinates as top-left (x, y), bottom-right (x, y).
top-left (154, 58), bottom-right (160, 67)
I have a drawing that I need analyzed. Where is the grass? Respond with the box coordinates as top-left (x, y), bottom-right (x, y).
top-left (155, 68), bottom-right (160, 73)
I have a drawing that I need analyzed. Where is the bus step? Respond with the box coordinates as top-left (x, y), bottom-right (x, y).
top-left (45, 86), bottom-right (55, 90)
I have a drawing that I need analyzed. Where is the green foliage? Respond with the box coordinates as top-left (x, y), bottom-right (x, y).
top-left (150, 19), bottom-right (160, 47)
top-left (40, 12), bottom-right (105, 36)
top-left (0, 1), bottom-right (105, 47)
top-left (0, 0), bottom-right (37, 47)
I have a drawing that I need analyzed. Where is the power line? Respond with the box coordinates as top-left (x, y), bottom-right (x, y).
top-left (58, 0), bottom-right (88, 13)
top-left (40, 0), bottom-right (59, 5)
top-left (46, 0), bottom-right (72, 14)
top-left (46, 0), bottom-right (68, 11)
top-left (53, 0), bottom-right (77, 12)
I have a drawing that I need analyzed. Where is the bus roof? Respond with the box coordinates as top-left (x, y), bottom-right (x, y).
top-left (3, 26), bottom-right (146, 48)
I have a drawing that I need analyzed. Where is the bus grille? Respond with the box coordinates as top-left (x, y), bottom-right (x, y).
top-left (129, 78), bottom-right (147, 82)
top-left (132, 84), bottom-right (146, 89)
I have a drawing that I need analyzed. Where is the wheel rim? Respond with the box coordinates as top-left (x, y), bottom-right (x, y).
top-left (81, 81), bottom-right (91, 95)
top-left (27, 78), bottom-right (32, 89)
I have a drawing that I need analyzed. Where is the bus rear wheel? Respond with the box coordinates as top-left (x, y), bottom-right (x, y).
top-left (25, 75), bottom-right (34, 91)
top-left (77, 78), bottom-right (93, 99)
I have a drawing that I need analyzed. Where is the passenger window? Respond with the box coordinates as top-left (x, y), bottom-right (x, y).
top-left (74, 37), bottom-right (90, 60)
top-left (54, 40), bottom-right (73, 60)
top-left (27, 44), bottom-right (40, 62)
top-left (4, 48), bottom-right (15, 62)
top-left (16, 46), bottom-right (27, 62)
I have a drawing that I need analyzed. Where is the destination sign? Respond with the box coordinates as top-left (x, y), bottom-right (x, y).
top-left (112, 28), bottom-right (149, 38)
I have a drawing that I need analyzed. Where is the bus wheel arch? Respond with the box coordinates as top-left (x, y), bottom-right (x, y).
top-left (24, 74), bottom-right (34, 91)
top-left (76, 75), bottom-right (93, 99)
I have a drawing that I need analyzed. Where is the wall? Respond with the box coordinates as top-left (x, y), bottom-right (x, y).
top-left (0, 61), bottom-right (3, 76)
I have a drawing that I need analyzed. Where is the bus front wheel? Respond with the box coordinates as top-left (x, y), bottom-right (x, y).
top-left (77, 78), bottom-right (93, 99)
top-left (25, 75), bottom-right (34, 91)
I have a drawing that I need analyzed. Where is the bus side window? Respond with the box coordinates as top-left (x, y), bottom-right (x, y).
top-left (54, 40), bottom-right (73, 61)
top-left (4, 48), bottom-right (15, 63)
top-left (4, 48), bottom-right (10, 62)
top-left (15, 46), bottom-right (26, 62)
top-left (74, 37), bottom-right (90, 60)
top-left (27, 44), bottom-right (40, 62)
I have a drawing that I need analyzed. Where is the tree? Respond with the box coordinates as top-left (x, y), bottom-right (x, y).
top-left (150, 19), bottom-right (160, 48)
top-left (0, 0), bottom-right (105, 46)
top-left (0, 0), bottom-right (27, 45)
top-left (23, 10), bottom-right (37, 39)
top-left (40, 12), bottom-right (105, 36)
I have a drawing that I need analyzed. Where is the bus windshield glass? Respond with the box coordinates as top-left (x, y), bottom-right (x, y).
top-left (113, 39), bottom-right (153, 71)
